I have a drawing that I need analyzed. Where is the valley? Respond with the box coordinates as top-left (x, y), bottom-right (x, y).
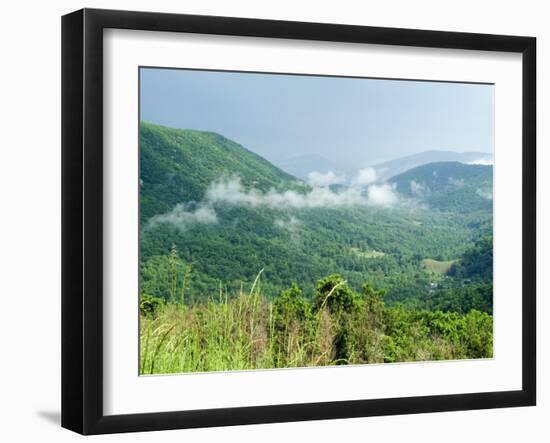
top-left (140, 121), bottom-right (493, 311)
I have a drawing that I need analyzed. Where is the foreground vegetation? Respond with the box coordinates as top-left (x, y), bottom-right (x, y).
top-left (140, 273), bottom-right (493, 374)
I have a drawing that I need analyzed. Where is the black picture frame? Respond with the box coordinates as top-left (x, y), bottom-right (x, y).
top-left (62, 8), bottom-right (536, 435)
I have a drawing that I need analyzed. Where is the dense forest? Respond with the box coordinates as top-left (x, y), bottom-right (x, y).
top-left (139, 121), bottom-right (494, 373)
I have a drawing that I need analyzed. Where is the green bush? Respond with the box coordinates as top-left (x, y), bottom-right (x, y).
top-left (140, 294), bottom-right (165, 317)
top-left (272, 283), bottom-right (315, 366)
top-left (313, 274), bottom-right (362, 315)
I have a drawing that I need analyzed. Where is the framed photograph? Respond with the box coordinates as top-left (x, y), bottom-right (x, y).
top-left (61, 8), bottom-right (536, 435)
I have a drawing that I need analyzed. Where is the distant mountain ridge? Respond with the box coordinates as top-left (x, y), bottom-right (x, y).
top-left (374, 150), bottom-right (492, 181)
top-left (274, 149), bottom-right (492, 184)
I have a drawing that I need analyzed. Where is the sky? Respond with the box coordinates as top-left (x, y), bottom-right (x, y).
top-left (140, 67), bottom-right (494, 167)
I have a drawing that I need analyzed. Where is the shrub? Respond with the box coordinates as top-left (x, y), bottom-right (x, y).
top-left (272, 283), bottom-right (315, 365)
top-left (273, 284), bottom-right (312, 326)
top-left (140, 294), bottom-right (165, 317)
top-left (313, 274), bottom-right (361, 315)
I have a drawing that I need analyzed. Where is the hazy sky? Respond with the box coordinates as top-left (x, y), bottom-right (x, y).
top-left (140, 67), bottom-right (494, 166)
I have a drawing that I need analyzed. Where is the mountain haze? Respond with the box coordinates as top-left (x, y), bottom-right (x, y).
top-left (274, 149), bottom-right (492, 185)
top-left (274, 153), bottom-right (351, 181)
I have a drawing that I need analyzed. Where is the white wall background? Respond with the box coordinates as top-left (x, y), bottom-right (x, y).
top-left (0, 0), bottom-right (546, 441)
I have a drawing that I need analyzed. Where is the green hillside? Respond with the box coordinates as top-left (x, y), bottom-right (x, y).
top-left (390, 161), bottom-right (493, 212)
top-left (140, 121), bottom-right (300, 223)
top-left (418, 238), bottom-right (493, 315)
top-left (448, 236), bottom-right (493, 282)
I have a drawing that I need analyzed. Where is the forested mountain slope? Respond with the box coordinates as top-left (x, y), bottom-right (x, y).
top-left (389, 161), bottom-right (492, 212)
top-left (140, 122), bottom-right (493, 313)
top-left (140, 121), bottom-right (300, 223)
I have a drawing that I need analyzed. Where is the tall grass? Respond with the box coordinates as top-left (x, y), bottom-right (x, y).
top-left (140, 278), bottom-right (274, 373)
top-left (140, 273), bottom-right (493, 375)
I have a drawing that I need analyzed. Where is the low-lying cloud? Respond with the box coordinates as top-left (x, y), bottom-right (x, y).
top-left (306, 170), bottom-right (344, 187)
top-left (205, 176), bottom-right (399, 210)
top-left (467, 158), bottom-right (493, 166)
top-left (147, 203), bottom-right (218, 231)
top-left (274, 216), bottom-right (301, 230)
top-left (410, 180), bottom-right (424, 196)
top-left (366, 183), bottom-right (399, 207)
top-left (275, 216), bottom-right (302, 239)
top-left (148, 171), bottom-right (402, 230)
top-left (448, 177), bottom-right (465, 187)
top-left (476, 188), bottom-right (493, 200)
top-left (352, 167), bottom-right (378, 187)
